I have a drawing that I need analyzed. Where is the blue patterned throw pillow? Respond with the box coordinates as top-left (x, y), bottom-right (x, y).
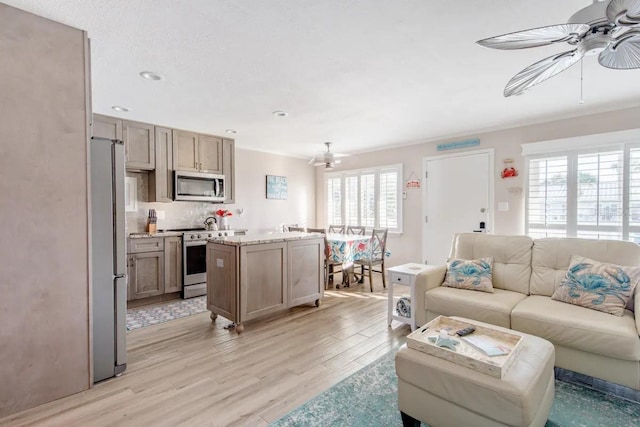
top-left (443, 257), bottom-right (494, 293)
top-left (552, 255), bottom-right (640, 316)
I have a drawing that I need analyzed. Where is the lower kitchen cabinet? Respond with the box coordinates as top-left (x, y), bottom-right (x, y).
top-left (128, 251), bottom-right (165, 300)
top-left (164, 236), bottom-right (182, 293)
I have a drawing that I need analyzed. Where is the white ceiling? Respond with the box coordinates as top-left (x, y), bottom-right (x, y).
top-left (6, 0), bottom-right (640, 159)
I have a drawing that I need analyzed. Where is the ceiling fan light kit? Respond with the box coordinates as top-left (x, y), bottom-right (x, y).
top-left (477, 0), bottom-right (640, 97)
top-left (309, 142), bottom-right (349, 169)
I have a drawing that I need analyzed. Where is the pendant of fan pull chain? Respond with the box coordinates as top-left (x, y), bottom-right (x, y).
top-left (477, 0), bottom-right (640, 97)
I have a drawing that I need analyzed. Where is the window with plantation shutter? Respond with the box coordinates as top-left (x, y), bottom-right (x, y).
top-left (325, 164), bottom-right (403, 232)
top-left (527, 156), bottom-right (568, 238)
top-left (327, 177), bottom-right (342, 226)
top-left (360, 173), bottom-right (375, 227)
top-left (379, 169), bottom-right (398, 229)
top-left (525, 135), bottom-right (640, 243)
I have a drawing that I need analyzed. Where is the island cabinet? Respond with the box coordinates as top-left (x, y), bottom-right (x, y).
top-left (222, 138), bottom-right (235, 203)
top-left (206, 233), bottom-right (324, 333)
top-left (173, 130), bottom-right (222, 173)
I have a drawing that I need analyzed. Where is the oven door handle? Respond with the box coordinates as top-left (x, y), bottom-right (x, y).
top-left (184, 240), bottom-right (207, 247)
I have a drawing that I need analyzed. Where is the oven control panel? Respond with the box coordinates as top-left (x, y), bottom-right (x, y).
top-left (184, 230), bottom-right (235, 241)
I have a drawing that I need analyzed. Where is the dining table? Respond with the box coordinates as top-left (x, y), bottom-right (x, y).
top-left (325, 233), bottom-right (371, 287)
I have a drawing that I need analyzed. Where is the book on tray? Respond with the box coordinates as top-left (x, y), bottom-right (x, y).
top-left (462, 335), bottom-right (511, 357)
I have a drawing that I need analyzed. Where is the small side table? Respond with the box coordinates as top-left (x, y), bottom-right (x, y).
top-left (387, 263), bottom-right (431, 331)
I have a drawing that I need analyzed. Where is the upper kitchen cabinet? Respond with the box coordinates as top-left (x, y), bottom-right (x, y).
top-left (223, 138), bottom-right (235, 203)
top-left (149, 126), bottom-right (173, 202)
top-left (173, 130), bottom-right (222, 173)
top-left (93, 114), bottom-right (122, 140)
top-left (123, 120), bottom-right (155, 170)
top-left (173, 130), bottom-right (199, 172)
top-left (198, 134), bottom-right (223, 173)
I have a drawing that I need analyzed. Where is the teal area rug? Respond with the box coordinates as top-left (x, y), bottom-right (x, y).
top-left (271, 350), bottom-right (640, 427)
top-left (126, 296), bottom-right (206, 330)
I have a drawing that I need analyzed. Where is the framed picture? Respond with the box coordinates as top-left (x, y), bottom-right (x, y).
top-left (124, 176), bottom-right (138, 212)
top-left (266, 175), bottom-right (288, 200)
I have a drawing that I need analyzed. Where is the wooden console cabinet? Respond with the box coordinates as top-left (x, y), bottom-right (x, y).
top-left (206, 233), bottom-right (324, 332)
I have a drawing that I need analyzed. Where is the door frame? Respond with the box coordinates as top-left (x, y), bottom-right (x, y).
top-left (422, 148), bottom-right (495, 264)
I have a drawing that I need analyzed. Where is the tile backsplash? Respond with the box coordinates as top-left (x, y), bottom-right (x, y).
top-left (125, 172), bottom-right (226, 233)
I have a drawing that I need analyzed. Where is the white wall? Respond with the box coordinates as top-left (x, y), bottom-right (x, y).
top-left (316, 105), bottom-right (640, 267)
top-left (127, 148), bottom-right (316, 234)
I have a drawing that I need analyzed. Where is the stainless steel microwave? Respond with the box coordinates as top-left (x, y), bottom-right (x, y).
top-left (174, 171), bottom-right (225, 202)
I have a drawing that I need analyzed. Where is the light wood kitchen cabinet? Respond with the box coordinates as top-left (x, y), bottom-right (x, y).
top-left (222, 138), bottom-right (235, 203)
top-left (128, 251), bottom-right (165, 300)
top-left (173, 130), bottom-right (222, 173)
top-left (92, 114), bottom-right (122, 140)
top-left (240, 241), bottom-right (288, 321)
top-left (173, 130), bottom-right (199, 172)
top-left (123, 120), bottom-right (155, 170)
top-left (198, 134), bottom-right (222, 173)
top-left (207, 235), bottom-right (323, 333)
top-left (149, 126), bottom-right (173, 202)
top-left (164, 236), bottom-right (182, 294)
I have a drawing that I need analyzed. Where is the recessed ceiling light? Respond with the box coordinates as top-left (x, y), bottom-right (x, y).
top-left (111, 106), bottom-right (130, 112)
top-left (139, 71), bottom-right (164, 81)
top-left (272, 111), bottom-right (288, 117)
top-left (225, 129), bottom-right (238, 134)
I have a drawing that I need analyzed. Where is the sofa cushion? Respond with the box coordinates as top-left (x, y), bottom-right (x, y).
top-left (443, 257), bottom-right (494, 293)
top-left (552, 255), bottom-right (639, 316)
top-left (425, 287), bottom-right (526, 328)
top-left (511, 295), bottom-right (640, 361)
top-left (530, 238), bottom-right (640, 304)
top-left (451, 233), bottom-right (533, 294)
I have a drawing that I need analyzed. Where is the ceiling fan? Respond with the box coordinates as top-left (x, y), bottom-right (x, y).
top-left (308, 142), bottom-right (349, 169)
top-left (477, 0), bottom-right (640, 97)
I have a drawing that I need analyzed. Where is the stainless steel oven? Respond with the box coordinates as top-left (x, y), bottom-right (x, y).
top-left (183, 229), bottom-right (235, 298)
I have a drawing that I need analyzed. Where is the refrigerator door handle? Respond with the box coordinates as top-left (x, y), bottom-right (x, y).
top-left (114, 275), bottom-right (127, 372)
top-left (112, 142), bottom-right (126, 276)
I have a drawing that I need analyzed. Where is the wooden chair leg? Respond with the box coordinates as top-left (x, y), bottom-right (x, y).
top-left (368, 263), bottom-right (373, 292)
top-left (324, 262), bottom-right (328, 290)
top-left (381, 262), bottom-right (386, 289)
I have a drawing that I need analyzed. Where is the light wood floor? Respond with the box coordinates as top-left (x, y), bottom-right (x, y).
top-left (1, 276), bottom-right (410, 427)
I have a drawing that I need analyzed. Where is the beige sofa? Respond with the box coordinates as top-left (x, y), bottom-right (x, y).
top-left (414, 233), bottom-right (640, 390)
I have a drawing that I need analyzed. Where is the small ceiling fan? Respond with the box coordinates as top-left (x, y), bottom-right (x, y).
top-left (477, 0), bottom-right (640, 97)
top-left (308, 142), bottom-right (349, 169)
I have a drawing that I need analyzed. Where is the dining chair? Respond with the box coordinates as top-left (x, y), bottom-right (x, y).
top-left (346, 226), bottom-right (366, 280)
top-left (283, 224), bottom-right (300, 231)
top-left (353, 228), bottom-right (389, 292)
top-left (287, 226), bottom-right (307, 232)
top-left (346, 225), bottom-right (366, 235)
top-left (306, 228), bottom-right (326, 234)
top-left (328, 224), bottom-right (345, 233)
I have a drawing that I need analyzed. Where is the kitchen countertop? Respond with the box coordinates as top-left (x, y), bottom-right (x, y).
top-left (129, 229), bottom-right (248, 239)
top-left (207, 231), bottom-right (323, 246)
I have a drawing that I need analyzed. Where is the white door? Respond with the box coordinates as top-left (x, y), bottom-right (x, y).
top-left (422, 150), bottom-right (493, 265)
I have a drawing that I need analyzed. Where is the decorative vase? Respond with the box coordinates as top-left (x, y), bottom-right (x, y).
top-left (219, 215), bottom-right (229, 230)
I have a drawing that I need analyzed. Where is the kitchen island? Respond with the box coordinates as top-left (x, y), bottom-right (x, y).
top-left (206, 232), bottom-right (324, 333)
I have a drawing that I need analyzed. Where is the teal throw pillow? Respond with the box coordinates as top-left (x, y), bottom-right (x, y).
top-left (552, 255), bottom-right (639, 316)
top-left (443, 257), bottom-right (494, 293)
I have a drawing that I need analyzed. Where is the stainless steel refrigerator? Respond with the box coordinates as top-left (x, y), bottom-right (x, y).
top-left (91, 136), bottom-right (127, 383)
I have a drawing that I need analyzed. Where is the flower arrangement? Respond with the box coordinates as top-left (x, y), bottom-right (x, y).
top-left (215, 209), bottom-right (233, 217)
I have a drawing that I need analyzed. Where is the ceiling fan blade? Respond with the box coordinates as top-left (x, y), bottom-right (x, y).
top-left (606, 0), bottom-right (640, 25)
top-left (599, 33), bottom-right (640, 69)
top-left (504, 49), bottom-right (584, 97)
top-left (333, 153), bottom-right (350, 158)
top-left (477, 24), bottom-right (590, 50)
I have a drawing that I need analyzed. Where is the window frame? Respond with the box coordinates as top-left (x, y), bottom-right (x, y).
top-left (524, 133), bottom-right (640, 241)
top-left (325, 163), bottom-right (403, 233)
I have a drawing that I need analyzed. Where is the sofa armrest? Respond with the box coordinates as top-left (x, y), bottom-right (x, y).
top-left (635, 289), bottom-right (640, 336)
top-left (414, 265), bottom-right (447, 327)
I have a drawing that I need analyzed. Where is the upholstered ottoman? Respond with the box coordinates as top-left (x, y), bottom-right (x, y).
top-left (395, 320), bottom-right (555, 427)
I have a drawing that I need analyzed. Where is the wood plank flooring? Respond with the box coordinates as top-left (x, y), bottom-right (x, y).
top-left (1, 277), bottom-right (410, 426)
